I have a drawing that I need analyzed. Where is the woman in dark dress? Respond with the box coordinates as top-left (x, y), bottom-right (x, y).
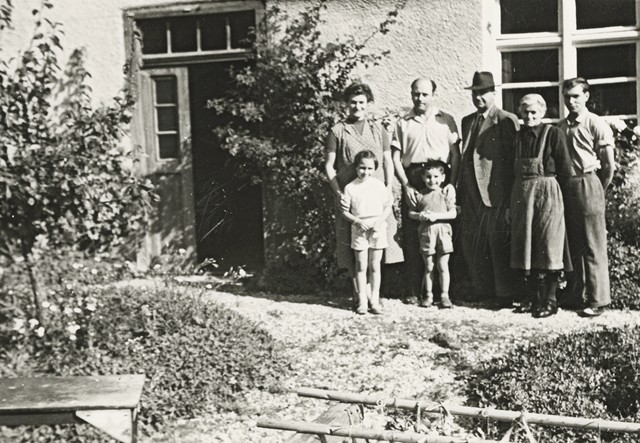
top-left (324, 83), bottom-right (403, 300)
top-left (509, 94), bottom-right (572, 318)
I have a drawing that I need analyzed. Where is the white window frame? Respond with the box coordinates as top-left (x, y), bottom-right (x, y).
top-left (482, 0), bottom-right (640, 122)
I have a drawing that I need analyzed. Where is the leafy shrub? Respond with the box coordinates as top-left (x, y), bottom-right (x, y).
top-left (605, 121), bottom-right (640, 309)
top-left (607, 180), bottom-right (640, 250)
top-left (208, 0), bottom-right (404, 289)
top-left (465, 326), bottom-right (640, 442)
top-left (608, 237), bottom-right (640, 310)
top-left (1, 284), bottom-right (289, 441)
top-left (0, 2), bottom-right (154, 323)
top-left (0, 0), bottom-right (11, 30)
top-left (607, 122), bottom-right (640, 246)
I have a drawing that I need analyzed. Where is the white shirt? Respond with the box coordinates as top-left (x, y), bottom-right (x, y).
top-left (342, 177), bottom-right (391, 219)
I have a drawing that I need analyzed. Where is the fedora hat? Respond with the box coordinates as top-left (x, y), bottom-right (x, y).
top-left (465, 71), bottom-right (498, 90)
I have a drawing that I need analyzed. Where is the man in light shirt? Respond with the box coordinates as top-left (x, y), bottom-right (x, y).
top-left (558, 77), bottom-right (615, 317)
top-left (391, 78), bottom-right (460, 304)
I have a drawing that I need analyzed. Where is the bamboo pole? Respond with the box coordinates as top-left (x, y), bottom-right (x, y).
top-left (297, 387), bottom-right (640, 434)
top-left (258, 418), bottom-right (499, 443)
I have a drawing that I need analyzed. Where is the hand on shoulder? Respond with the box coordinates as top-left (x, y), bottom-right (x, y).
top-left (443, 183), bottom-right (456, 198)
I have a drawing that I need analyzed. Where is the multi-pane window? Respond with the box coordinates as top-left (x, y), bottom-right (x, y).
top-left (136, 10), bottom-right (255, 62)
top-left (153, 76), bottom-right (179, 159)
top-left (492, 0), bottom-right (638, 121)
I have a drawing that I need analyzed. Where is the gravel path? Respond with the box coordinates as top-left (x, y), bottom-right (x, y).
top-left (149, 285), bottom-right (640, 442)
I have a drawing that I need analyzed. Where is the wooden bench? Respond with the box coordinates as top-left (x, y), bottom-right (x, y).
top-left (0, 374), bottom-right (145, 443)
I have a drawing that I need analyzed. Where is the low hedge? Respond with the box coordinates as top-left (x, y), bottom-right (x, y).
top-left (0, 284), bottom-right (289, 441)
top-left (465, 326), bottom-right (640, 442)
top-left (608, 236), bottom-right (640, 310)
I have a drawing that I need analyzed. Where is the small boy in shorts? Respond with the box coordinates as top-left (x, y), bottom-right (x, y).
top-left (341, 150), bottom-right (391, 315)
top-left (409, 159), bottom-right (457, 308)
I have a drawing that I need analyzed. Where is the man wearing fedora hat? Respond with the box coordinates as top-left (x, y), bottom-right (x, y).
top-left (456, 71), bottom-right (520, 306)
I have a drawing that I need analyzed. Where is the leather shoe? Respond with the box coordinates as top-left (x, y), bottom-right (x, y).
top-left (581, 306), bottom-right (606, 317)
top-left (440, 296), bottom-right (453, 309)
top-left (404, 296), bottom-right (420, 305)
top-left (535, 302), bottom-right (558, 318)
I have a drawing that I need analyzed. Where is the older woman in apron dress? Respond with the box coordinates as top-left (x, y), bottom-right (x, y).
top-left (324, 83), bottom-right (403, 302)
top-left (509, 94), bottom-right (572, 318)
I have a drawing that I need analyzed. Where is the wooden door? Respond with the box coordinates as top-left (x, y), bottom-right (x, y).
top-left (137, 67), bottom-right (196, 265)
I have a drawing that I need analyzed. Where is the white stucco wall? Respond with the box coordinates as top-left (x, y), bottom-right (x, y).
top-left (279, 0), bottom-right (484, 121)
top-left (4, 0), bottom-right (124, 105)
top-left (1, 0), bottom-right (483, 120)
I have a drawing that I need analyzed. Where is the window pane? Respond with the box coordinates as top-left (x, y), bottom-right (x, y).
top-left (503, 87), bottom-right (560, 119)
top-left (229, 11), bottom-right (255, 48)
top-left (157, 107), bottom-right (178, 131)
top-left (502, 49), bottom-right (558, 83)
top-left (138, 19), bottom-right (167, 54)
top-left (154, 77), bottom-right (177, 104)
top-left (588, 82), bottom-right (636, 115)
top-left (501, 0), bottom-right (558, 33)
top-left (170, 16), bottom-right (197, 52)
top-left (577, 44), bottom-right (635, 79)
top-left (576, 0), bottom-right (635, 29)
top-left (158, 134), bottom-right (179, 159)
top-left (201, 14), bottom-right (227, 50)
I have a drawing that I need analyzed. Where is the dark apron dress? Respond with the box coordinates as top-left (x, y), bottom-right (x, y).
top-left (510, 125), bottom-right (571, 272)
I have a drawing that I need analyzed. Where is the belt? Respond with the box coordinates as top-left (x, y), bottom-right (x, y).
top-left (569, 171), bottom-right (596, 179)
top-left (521, 174), bottom-right (557, 179)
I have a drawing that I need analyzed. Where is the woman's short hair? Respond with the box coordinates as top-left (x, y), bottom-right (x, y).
top-left (343, 82), bottom-right (374, 103)
top-left (353, 149), bottom-right (379, 169)
top-left (519, 93), bottom-right (547, 114)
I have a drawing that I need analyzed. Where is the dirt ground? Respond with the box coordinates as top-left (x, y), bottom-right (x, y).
top-left (148, 284), bottom-right (640, 442)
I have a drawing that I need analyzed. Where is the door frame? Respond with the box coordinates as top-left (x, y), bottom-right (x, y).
top-left (123, 1), bottom-right (263, 268)
top-left (138, 67), bottom-right (196, 263)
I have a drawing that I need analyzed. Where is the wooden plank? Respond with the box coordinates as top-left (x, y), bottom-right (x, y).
top-left (287, 403), bottom-right (364, 443)
top-left (0, 411), bottom-right (82, 426)
top-left (298, 388), bottom-right (640, 434)
top-left (0, 375), bottom-right (145, 413)
top-left (261, 419), bottom-right (499, 443)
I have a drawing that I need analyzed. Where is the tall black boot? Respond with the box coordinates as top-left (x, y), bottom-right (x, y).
top-left (532, 274), bottom-right (544, 317)
top-left (514, 275), bottom-right (531, 313)
top-left (536, 274), bottom-right (559, 318)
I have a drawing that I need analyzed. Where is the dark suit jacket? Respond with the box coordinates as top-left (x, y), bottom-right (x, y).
top-left (459, 105), bottom-right (519, 208)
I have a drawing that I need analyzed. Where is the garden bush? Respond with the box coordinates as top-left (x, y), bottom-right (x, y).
top-left (604, 121), bottom-right (640, 309)
top-left (0, 1), bottom-right (154, 324)
top-left (209, 0), bottom-right (404, 290)
top-left (608, 237), bottom-right (640, 310)
top-left (465, 326), bottom-right (640, 442)
top-left (0, 283), bottom-right (289, 442)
